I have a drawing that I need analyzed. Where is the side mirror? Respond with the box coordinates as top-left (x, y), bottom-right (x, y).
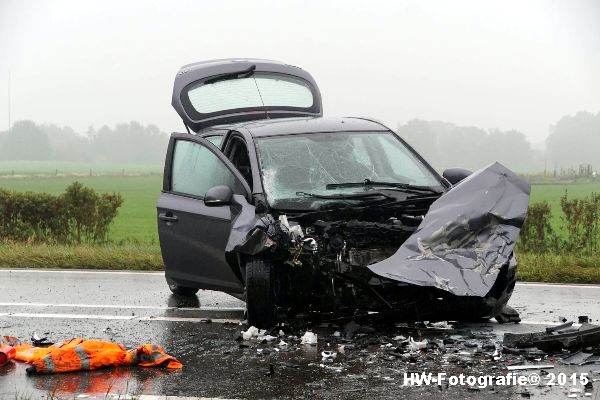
top-left (204, 185), bottom-right (233, 206)
top-left (443, 168), bottom-right (472, 185)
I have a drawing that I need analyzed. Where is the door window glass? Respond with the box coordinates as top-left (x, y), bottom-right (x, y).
top-left (171, 140), bottom-right (243, 197)
top-left (228, 139), bottom-right (253, 190)
top-left (205, 135), bottom-right (223, 147)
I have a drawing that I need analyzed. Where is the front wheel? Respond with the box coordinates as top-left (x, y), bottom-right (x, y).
top-left (245, 258), bottom-right (277, 328)
top-left (166, 278), bottom-right (199, 296)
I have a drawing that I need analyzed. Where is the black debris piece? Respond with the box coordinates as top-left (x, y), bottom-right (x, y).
top-left (578, 316), bottom-right (590, 324)
top-left (265, 363), bottom-right (275, 377)
top-left (31, 332), bottom-right (52, 347)
top-left (495, 305), bottom-right (521, 324)
top-left (546, 321), bottom-right (573, 333)
top-left (503, 322), bottom-right (600, 352)
top-left (502, 347), bottom-right (546, 357)
top-left (560, 351), bottom-right (594, 365)
top-left (279, 362), bottom-right (300, 369)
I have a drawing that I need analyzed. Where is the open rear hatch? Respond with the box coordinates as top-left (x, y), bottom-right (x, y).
top-left (172, 58), bottom-right (322, 132)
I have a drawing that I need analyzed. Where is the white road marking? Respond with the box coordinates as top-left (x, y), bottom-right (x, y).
top-left (0, 302), bottom-right (244, 312)
top-left (0, 310), bottom-right (569, 327)
top-left (0, 312), bottom-right (242, 324)
top-left (137, 396), bottom-right (238, 400)
top-left (2, 269), bottom-right (600, 289)
top-left (0, 269), bottom-right (162, 276)
top-left (507, 320), bottom-right (580, 327)
top-left (0, 312), bottom-right (136, 320)
top-left (516, 282), bottom-right (600, 289)
top-left (138, 316), bottom-right (241, 324)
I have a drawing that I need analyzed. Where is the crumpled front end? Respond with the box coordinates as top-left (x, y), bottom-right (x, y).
top-left (368, 162), bottom-right (531, 297)
top-left (226, 162), bottom-right (530, 322)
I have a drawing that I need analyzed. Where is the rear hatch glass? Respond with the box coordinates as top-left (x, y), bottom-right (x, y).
top-left (172, 59), bottom-right (322, 132)
top-left (188, 73), bottom-right (314, 113)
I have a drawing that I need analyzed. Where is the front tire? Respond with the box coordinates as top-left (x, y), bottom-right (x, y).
top-left (245, 258), bottom-right (276, 328)
top-left (167, 278), bottom-right (199, 296)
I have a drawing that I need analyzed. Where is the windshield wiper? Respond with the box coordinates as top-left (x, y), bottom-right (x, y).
top-left (296, 191), bottom-right (393, 200)
top-left (326, 179), bottom-right (443, 195)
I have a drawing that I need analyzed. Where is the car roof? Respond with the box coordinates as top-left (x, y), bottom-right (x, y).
top-left (204, 116), bottom-right (390, 138)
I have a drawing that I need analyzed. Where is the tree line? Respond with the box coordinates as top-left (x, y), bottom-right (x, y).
top-left (398, 111), bottom-right (600, 173)
top-left (0, 121), bottom-right (169, 165)
top-left (0, 111), bottom-right (598, 172)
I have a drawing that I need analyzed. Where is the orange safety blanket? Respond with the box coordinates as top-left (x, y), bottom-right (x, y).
top-left (11, 338), bottom-right (182, 374)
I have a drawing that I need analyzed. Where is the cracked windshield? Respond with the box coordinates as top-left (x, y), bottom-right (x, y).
top-left (256, 131), bottom-right (441, 209)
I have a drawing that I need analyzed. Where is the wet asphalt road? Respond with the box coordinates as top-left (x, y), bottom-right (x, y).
top-left (1, 269), bottom-right (599, 400)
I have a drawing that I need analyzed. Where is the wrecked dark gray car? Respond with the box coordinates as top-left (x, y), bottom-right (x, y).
top-left (157, 58), bottom-right (530, 327)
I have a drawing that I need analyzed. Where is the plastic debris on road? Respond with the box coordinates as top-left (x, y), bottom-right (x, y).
top-left (408, 337), bottom-right (428, 351)
top-left (241, 326), bottom-right (267, 340)
top-left (300, 331), bottom-right (318, 345)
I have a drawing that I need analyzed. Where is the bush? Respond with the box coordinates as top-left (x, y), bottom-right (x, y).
top-left (516, 192), bottom-right (600, 255)
top-left (560, 191), bottom-right (600, 253)
top-left (517, 201), bottom-right (554, 253)
top-left (0, 182), bottom-right (123, 244)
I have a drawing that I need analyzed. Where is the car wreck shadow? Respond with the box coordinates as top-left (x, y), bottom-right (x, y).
top-left (166, 294), bottom-right (201, 309)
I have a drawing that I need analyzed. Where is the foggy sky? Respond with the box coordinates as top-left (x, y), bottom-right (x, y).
top-left (0, 0), bottom-right (599, 144)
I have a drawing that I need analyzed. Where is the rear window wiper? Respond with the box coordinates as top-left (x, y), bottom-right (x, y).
top-left (296, 191), bottom-right (394, 200)
top-left (204, 65), bottom-right (256, 84)
top-left (325, 179), bottom-right (443, 195)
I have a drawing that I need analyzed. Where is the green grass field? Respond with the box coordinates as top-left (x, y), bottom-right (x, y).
top-left (0, 175), bottom-right (162, 243)
top-left (529, 182), bottom-right (600, 233)
top-left (1, 172), bottom-right (598, 244)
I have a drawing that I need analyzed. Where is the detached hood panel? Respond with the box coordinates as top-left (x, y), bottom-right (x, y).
top-left (368, 162), bottom-right (531, 297)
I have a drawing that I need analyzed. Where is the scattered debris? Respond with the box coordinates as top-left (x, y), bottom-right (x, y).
top-left (321, 351), bottom-right (337, 362)
top-left (495, 305), bottom-right (521, 324)
top-left (546, 321), bottom-right (573, 333)
top-left (408, 337), bottom-right (428, 351)
top-left (429, 321), bottom-right (452, 329)
top-left (560, 351), bottom-right (595, 365)
top-left (31, 332), bottom-right (52, 347)
top-left (259, 334), bottom-right (278, 342)
top-left (265, 363), bottom-right (275, 377)
top-left (241, 326), bottom-right (267, 341)
top-left (300, 331), bottom-right (318, 345)
top-left (279, 361), bottom-right (300, 369)
top-left (516, 388), bottom-right (532, 398)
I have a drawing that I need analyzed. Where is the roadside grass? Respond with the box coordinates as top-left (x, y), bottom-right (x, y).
top-left (517, 252), bottom-right (600, 284)
top-left (0, 243), bottom-right (163, 270)
top-left (1, 243), bottom-right (599, 285)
